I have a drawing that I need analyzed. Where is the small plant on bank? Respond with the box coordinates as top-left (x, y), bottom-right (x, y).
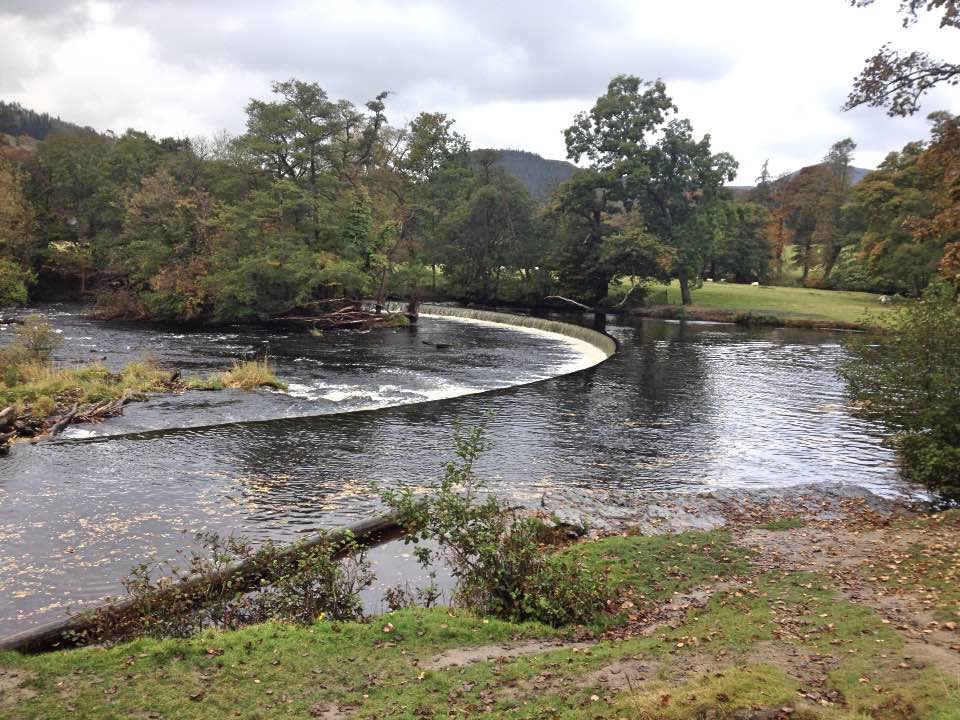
top-left (220, 357), bottom-right (287, 391)
top-left (381, 420), bottom-right (611, 626)
top-left (75, 531), bottom-right (373, 643)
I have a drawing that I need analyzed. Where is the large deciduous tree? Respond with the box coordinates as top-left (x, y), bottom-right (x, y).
top-left (562, 75), bottom-right (737, 305)
top-left (847, 113), bottom-right (959, 296)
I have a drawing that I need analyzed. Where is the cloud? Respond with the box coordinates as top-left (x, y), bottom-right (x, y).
top-left (1, 0), bottom-right (957, 183)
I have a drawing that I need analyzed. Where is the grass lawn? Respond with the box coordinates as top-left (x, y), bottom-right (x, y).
top-left (5, 524), bottom-right (960, 719)
top-left (645, 280), bottom-right (899, 327)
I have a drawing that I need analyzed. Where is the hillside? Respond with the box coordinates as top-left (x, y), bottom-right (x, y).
top-left (476, 148), bottom-right (578, 201)
top-left (0, 100), bottom-right (92, 142)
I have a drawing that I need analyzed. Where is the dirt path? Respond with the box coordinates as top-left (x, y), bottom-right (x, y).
top-left (737, 523), bottom-right (960, 674)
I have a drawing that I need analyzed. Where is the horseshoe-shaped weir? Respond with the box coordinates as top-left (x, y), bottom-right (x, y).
top-left (0, 306), bottom-right (619, 636)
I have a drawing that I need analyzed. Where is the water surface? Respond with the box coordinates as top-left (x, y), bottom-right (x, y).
top-left (0, 308), bottom-right (898, 634)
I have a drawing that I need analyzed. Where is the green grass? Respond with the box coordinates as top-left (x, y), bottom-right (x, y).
top-left (5, 532), bottom-right (960, 719)
top-left (219, 359), bottom-right (287, 391)
top-left (756, 517), bottom-right (807, 531)
top-left (0, 359), bottom-right (174, 412)
top-left (565, 531), bottom-right (751, 605)
top-left (646, 280), bottom-right (898, 326)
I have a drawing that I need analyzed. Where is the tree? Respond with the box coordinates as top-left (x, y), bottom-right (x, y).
top-left (440, 154), bottom-right (534, 302)
top-left (708, 200), bottom-right (773, 283)
top-left (563, 76), bottom-right (737, 305)
top-left (818, 138), bottom-right (858, 282)
top-left (847, 114), bottom-right (959, 296)
top-left (846, 0), bottom-right (959, 116)
top-left (840, 282), bottom-right (960, 499)
top-left (0, 158), bottom-right (36, 280)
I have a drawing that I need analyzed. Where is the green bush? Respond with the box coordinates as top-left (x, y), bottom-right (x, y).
top-left (77, 531), bottom-right (373, 643)
top-left (0, 257), bottom-right (34, 307)
top-left (841, 282), bottom-right (960, 500)
top-left (13, 314), bottom-right (63, 362)
top-left (382, 421), bottom-right (610, 626)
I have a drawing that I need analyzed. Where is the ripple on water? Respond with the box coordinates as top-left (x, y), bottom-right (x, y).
top-left (0, 309), bottom-right (902, 636)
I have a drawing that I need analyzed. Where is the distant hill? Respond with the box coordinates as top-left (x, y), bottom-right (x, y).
top-left (783, 164), bottom-right (870, 185)
top-left (0, 100), bottom-right (92, 142)
top-left (475, 148), bottom-right (578, 201)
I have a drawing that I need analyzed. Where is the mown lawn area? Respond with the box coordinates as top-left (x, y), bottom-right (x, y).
top-left (646, 280), bottom-right (899, 326)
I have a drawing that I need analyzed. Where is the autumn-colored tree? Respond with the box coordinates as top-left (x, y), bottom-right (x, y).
top-left (849, 113), bottom-right (959, 296)
top-left (847, 0), bottom-right (960, 116)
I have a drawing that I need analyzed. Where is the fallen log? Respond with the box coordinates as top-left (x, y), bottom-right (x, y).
top-left (0, 512), bottom-right (406, 654)
top-left (0, 405), bottom-right (15, 429)
top-left (74, 390), bottom-right (137, 425)
top-left (47, 404), bottom-right (79, 438)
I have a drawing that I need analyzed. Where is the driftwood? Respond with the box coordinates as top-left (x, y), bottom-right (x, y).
top-left (0, 512), bottom-right (405, 654)
top-left (272, 306), bottom-right (412, 331)
top-left (1, 406), bottom-right (19, 455)
top-left (47, 404), bottom-right (79, 438)
top-left (545, 295), bottom-right (594, 311)
top-left (73, 390), bottom-right (136, 424)
top-left (0, 405), bottom-right (15, 428)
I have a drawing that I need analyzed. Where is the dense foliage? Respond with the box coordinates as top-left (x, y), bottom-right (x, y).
top-left (0, 75), bottom-right (957, 314)
top-left (841, 283), bottom-right (960, 500)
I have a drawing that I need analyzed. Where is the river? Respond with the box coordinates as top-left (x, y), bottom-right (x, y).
top-left (0, 305), bottom-right (898, 635)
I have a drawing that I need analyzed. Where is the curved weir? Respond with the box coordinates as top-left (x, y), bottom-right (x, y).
top-left (0, 307), bottom-right (901, 636)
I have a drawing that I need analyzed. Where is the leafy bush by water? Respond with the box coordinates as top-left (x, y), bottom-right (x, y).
top-left (841, 282), bottom-right (960, 501)
top-left (382, 421), bottom-right (610, 626)
top-left (77, 531), bottom-right (373, 643)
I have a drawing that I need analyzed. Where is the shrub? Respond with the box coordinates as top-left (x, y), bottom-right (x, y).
top-left (382, 421), bottom-right (610, 626)
top-left (77, 531), bottom-right (373, 642)
top-left (13, 314), bottom-right (62, 362)
top-left (31, 394), bottom-right (56, 418)
top-left (841, 282), bottom-right (960, 500)
top-left (221, 358), bottom-right (287, 390)
top-left (0, 257), bottom-right (34, 307)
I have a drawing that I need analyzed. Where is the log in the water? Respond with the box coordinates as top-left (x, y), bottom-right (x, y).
top-left (0, 512), bottom-right (405, 654)
top-left (0, 406), bottom-right (15, 428)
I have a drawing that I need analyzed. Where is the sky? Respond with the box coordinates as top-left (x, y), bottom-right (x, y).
top-left (1, 0), bottom-right (958, 184)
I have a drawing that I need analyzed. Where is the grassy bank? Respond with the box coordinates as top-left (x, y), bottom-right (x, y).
top-left (4, 511), bottom-right (959, 719)
top-left (0, 357), bottom-right (286, 450)
top-left (638, 281), bottom-right (899, 329)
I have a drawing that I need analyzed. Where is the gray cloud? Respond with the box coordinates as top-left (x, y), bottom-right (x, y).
top-left (103, 0), bottom-right (735, 106)
top-left (0, 0), bottom-right (956, 183)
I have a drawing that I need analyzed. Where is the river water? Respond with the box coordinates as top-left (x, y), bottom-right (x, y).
top-left (0, 306), bottom-right (898, 634)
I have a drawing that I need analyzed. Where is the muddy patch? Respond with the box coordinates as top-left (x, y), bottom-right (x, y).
top-left (0, 666), bottom-right (37, 709)
top-left (428, 639), bottom-right (595, 670)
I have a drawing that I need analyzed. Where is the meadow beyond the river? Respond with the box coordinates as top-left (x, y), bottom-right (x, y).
top-left (638, 280), bottom-right (899, 328)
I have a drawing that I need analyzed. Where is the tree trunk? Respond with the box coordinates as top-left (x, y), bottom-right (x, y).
top-left (678, 267), bottom-right (692, 305)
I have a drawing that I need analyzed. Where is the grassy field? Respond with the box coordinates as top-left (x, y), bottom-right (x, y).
top-left (4, 515), bottom-right (960, 720)
top-left (643, 280), bottom-right (899, 327)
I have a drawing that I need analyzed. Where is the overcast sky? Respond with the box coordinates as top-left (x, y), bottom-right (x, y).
top-left (1, 0), bottom-right (958, 183)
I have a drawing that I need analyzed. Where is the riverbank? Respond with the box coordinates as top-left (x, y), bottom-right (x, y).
top-left (3, 485), bottom-right (958, 719)
top-left (0, 358), bottom-right (285, 455)
top-left (635, 281), bottom-right (899, 330)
